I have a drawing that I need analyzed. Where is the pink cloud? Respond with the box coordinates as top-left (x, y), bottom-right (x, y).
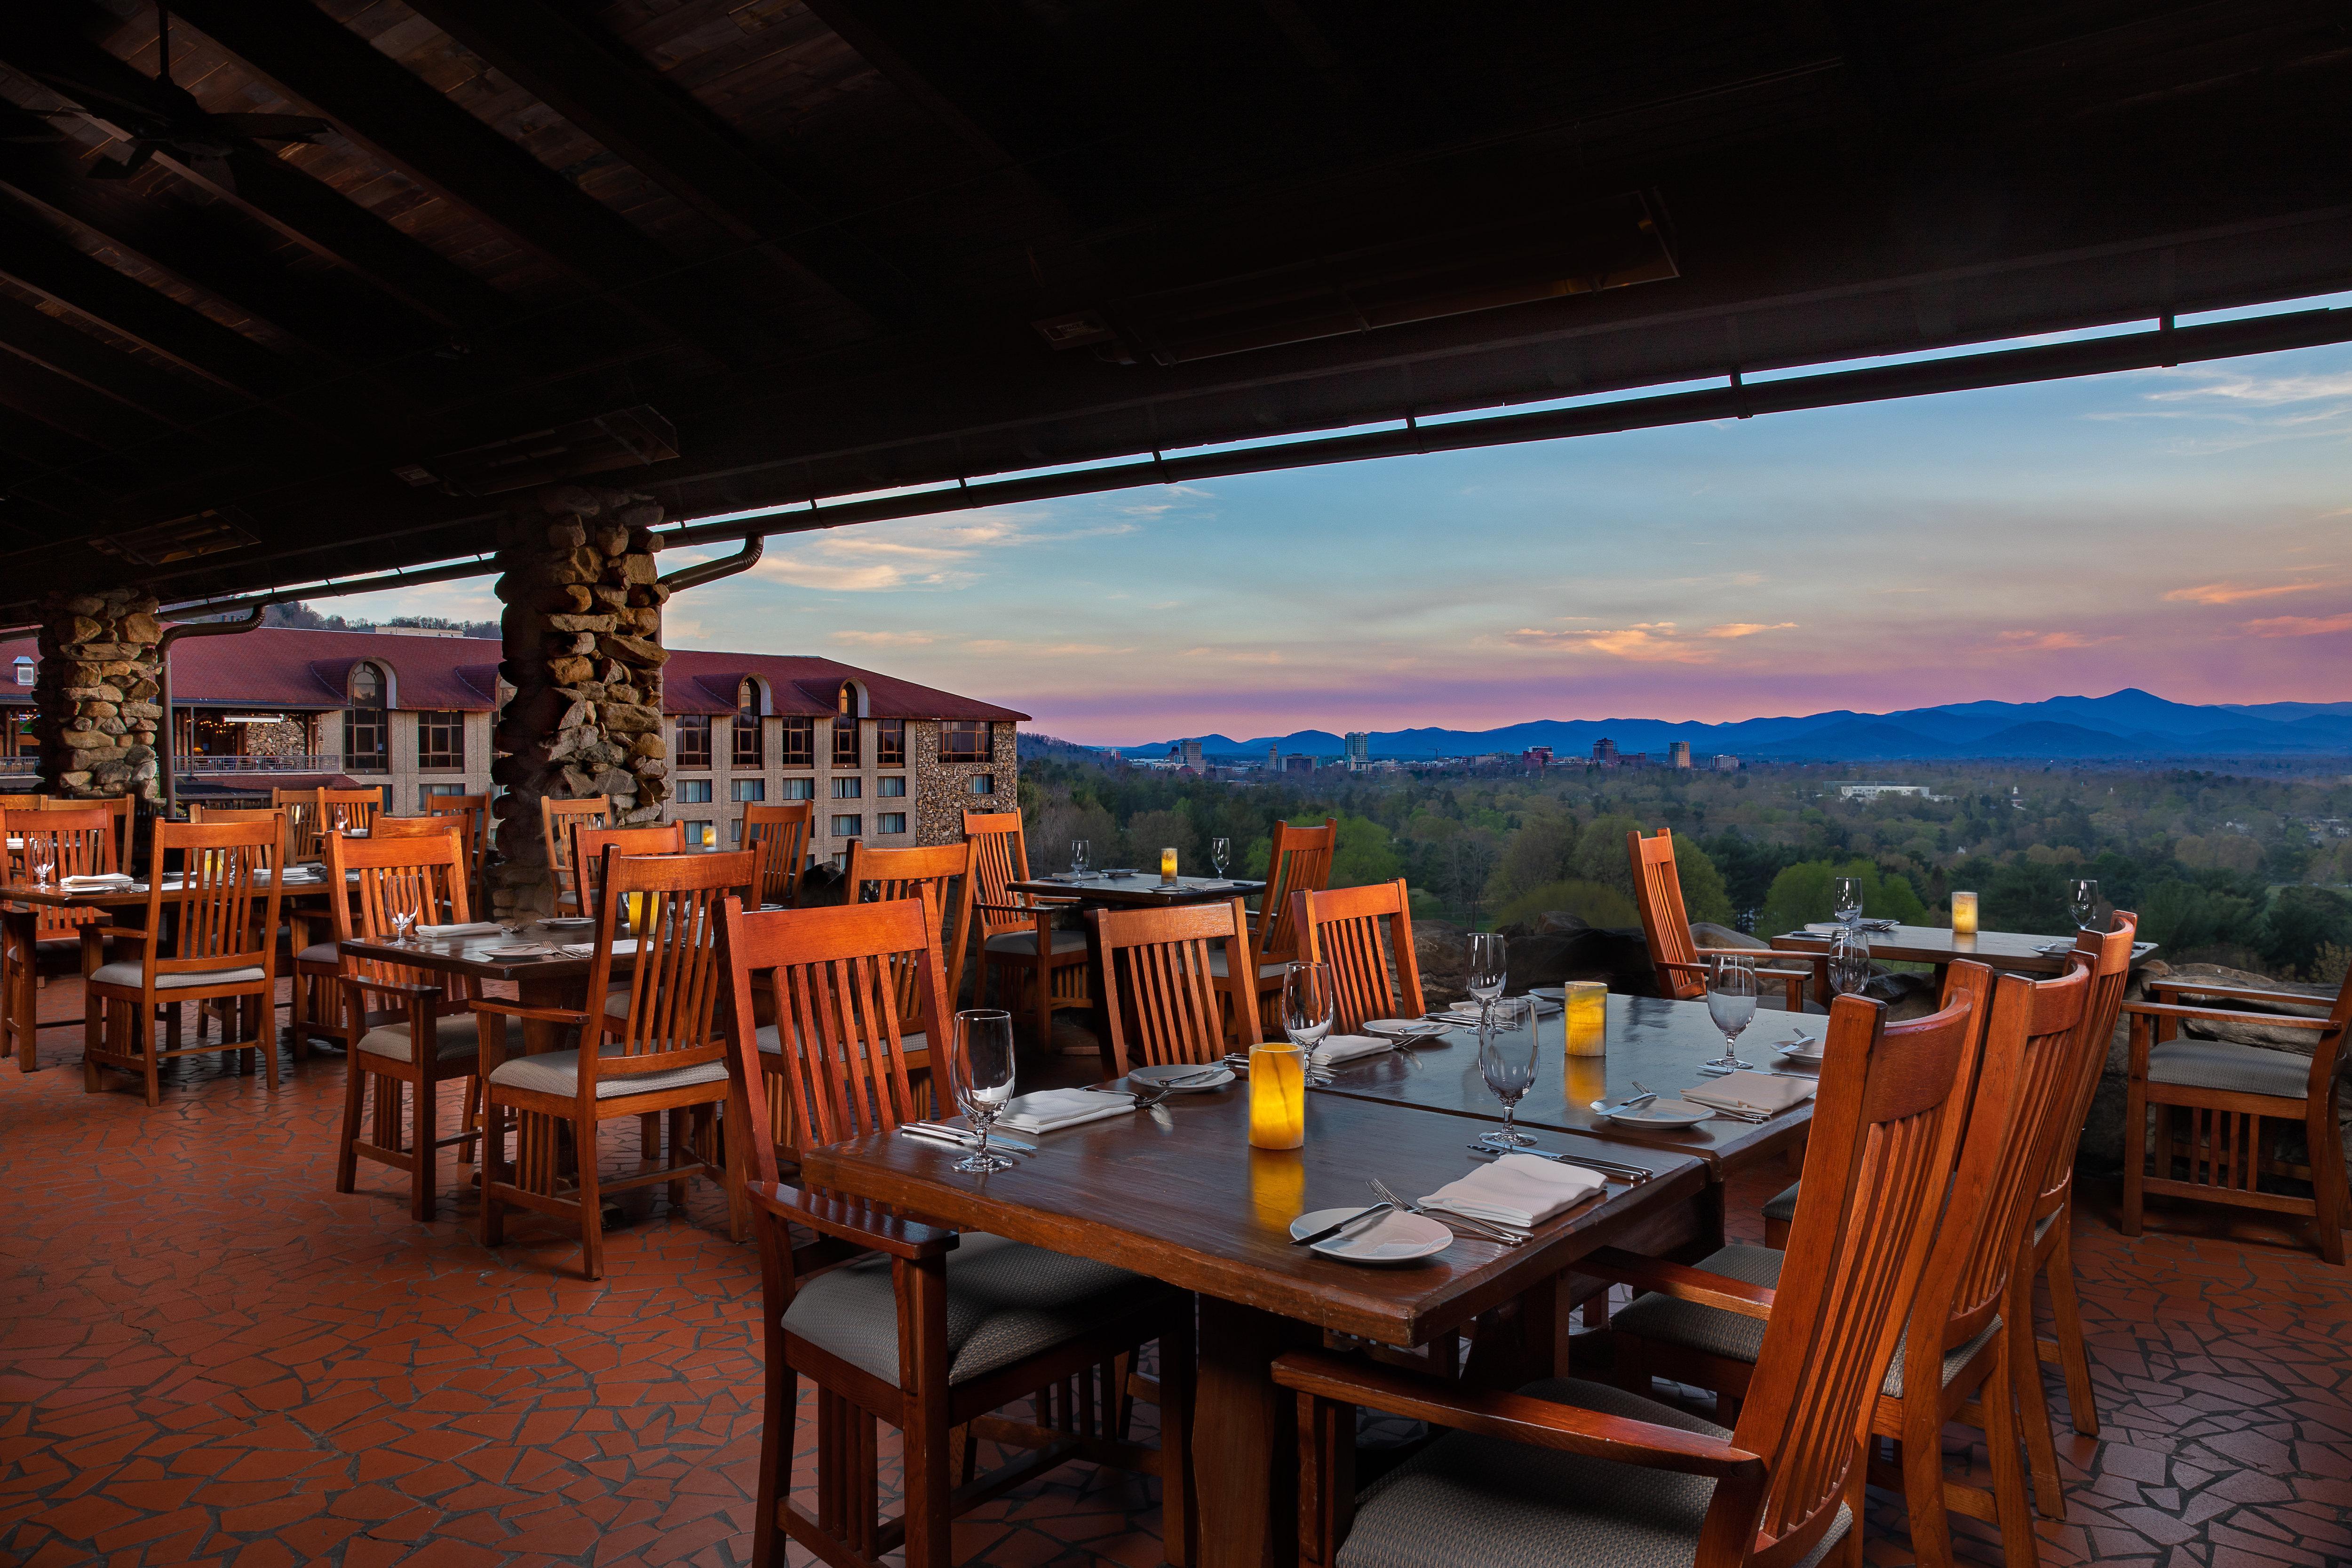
top-left (2243, 612), bottom-right (2352, 637)
top-left (2164, 581), bottom-right (2326, 605)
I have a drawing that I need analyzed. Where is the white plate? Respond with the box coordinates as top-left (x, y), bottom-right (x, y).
top-left (540, 916), bottom-right (593, 929)
top-left (1802, 922), bottom-right (1845, 936)
top-left (1774, 1041), bottom-right (1826, 1064)
top-left (1289, 1207), bottom-right (1453, 1265)
top-left (1602, 1098), bottom-right (1714, 1128)
top-left (1125, 1063), bottom-right (1235, 1092)
top-left (486, 945), bottom-right (549, 958)
top-left (1527, 986), bottom-right (1565, 1001)
top-left (1364, 1018), bottom-right (1447, 1041)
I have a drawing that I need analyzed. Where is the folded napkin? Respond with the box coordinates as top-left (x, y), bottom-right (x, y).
top-left (61, 873), bottom-right (133, 889)
top-left (1420, 1154), bottom-right (1603, 1229)
top-left (418, 921), bottom-right (502, 938)
top-left (1311, 1035), bottom-right (1391, 1067)
top-left (995, 1087), bottom-right (1136, 1135)
top-left (558, 938), bottom-right (641, 958)
top-left (1683, 1071), bottom-right (1817, 1115)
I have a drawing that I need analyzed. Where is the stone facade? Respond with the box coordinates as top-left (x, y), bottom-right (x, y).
top-left (487, 485), bottom-right (669, 917)
top-left (34, 587), bottom-right (163, 801)
top-left (913, 718), bottom-right (1019, 846)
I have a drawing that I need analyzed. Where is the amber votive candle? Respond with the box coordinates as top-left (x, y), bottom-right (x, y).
top-left (1563, 980), bottom-right (1607, 1056)
top-left (1950, 891), bottom-right (1978, 936)
top-left (1160, 846), bottom-right (1179, 883)
top-left (1248, 1043), bottom-right (1306, 1149)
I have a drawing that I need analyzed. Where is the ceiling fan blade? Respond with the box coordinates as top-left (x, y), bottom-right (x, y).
top-left (21, 71), bottom-right (169, 129)
top-left (86, 143), bottom-right (156, 179)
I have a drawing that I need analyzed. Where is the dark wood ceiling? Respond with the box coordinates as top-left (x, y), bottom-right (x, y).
top-left (0, 0), bottom-right (2346, 620)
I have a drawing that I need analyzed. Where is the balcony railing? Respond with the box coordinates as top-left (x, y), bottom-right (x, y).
top-left (177, 754), bottom-right (343, 774)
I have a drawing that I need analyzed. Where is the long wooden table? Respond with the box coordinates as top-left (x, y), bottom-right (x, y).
top-left (1006, 873), bottom-right (1269, 1066)
top-left (801, 1083), bottom-right (1707, 1568)
top-left (1768, 921), bottom-right (2157, 992)
top-left (340, 923), bottom-right (624, 1056)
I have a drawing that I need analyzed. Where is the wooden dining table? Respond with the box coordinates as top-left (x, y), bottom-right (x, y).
top-left (1768, 921), bottom-right (2157, 993)
top-left (339, 921), bottom-right (624, 1056)
top-left (800, 1083), bottom-right (1708, 1568)
top-left (1005, 872), bottom-right (1269, 1064)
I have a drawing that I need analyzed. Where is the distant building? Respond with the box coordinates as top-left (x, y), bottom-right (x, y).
top-left (1838, 782), bottom-right (1933, 801)
top-left (1592, 737), bottom-right (1646, 768)
top-left (1344, 732), bottom-right (1370, 767)
top-left (1712, 755), bottom-right (1739, 772)
top-left (1282, 754), bottom-right (1315, 774)
top-left (1180, 739), bottom-right (1205, 771)
top-left (1669, 740), bottom-right (1692, 769)
top-left (1592, 737), bottom-right (1618, 763)
top-left (1522, 745), bottom-right (1552, 770)
top-left (1266, 743), bottom-right (1279, 772)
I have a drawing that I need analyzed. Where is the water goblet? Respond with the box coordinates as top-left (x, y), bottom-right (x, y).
top-left (1282, 961), bottom-right (1335, 1056)
top-left (948, 1009), bottom-right (1017, 1173)
top-left (1466, 931), bottom-right (1508, 1020)
top-left (1830, 875), bottom-right (1863, 927)
top-left (1211, 837), bottom-right (1231, 878)
top-left (391, 910), bottom-right (417, 947)
top-left (2068, 878), bottom-right (2099, 930)
top-left (1476, 995), bottom-right (1540, 1149)
top-left (1705, 955), bottom-right (1760, 1073)
top-left (31, 853), bottom-right (53, 887)
top-left (1070, 838), bottom-right (1090, 877)
top-left (1828, 925), bottom-right (1873, 997)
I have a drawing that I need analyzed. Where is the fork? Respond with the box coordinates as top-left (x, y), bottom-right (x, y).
top-left (1369, 1177), bottom-right (1525, 1246)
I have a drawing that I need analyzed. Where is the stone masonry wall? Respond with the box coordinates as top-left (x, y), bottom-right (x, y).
top-left (36, 587), bottom-right (162, 801)
top-left (488, 485), bottom-right (668, 917)
top-left (913, 720), bottom-right (1020, 846)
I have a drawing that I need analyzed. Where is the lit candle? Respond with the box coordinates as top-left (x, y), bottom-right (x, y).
top-left (1565, 1052), bottom-right (1607, 1110)
top-left (1950, 891), bottom-right (1978, 937)
top-left (1160, 845), bottom-right (1179, 884)
top-left (1564, 980), bottom-right (1607, 1056)
top-left (1248, 1042), bottom-right (1306, 1149)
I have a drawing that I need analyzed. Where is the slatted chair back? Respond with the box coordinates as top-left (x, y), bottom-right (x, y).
top-left (425, 792), bottom-right (490, 900)
top-left (188, 806), bottom-right (281, 824)
top-left (1715, 985), bottom-right (1980, 1565)
top-left (572, 822), bottom-right (686, 921)
top-left (1297, 879), bottom-right (1425, 1031)
top-left (271, 788), bottom-right (324, 860)
top-left (744, 801), bottom-right (814, 906)
top-left (0, 793), bottom-right (46, 811)
top-left (540, 795), bottom-right (612, 912)
top-left (576, 849), bottom-right (760, 1100)
top-left (326, 830), bottom-right (479, 1007)
top-left (962, 809), bottom-right (1042, 942)
top-left (1090, 898), bottom-right (1256, 1074)
top-left (6, 806), bottom-right (115, 941)
top-left (317, 788), bottom-right (382, 838)
top-left (2034, 914), bottom-right (2139, 1217)
top-left (142, 818), bottom-right (284, 980)
top-left (370, 816), bottom-right (470, 921)
top-left (844, 839), bottom-right (974, 1026)
top-left (1251, 817), bottom-right (1337, 972)
top-left (1629, 827), bottom-right (1707, 1000)
top-left (717, 893), bottom-right (951, 1176)
top-left (41, 793), bottom-right (133, 868)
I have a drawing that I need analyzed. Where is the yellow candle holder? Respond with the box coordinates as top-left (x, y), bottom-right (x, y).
top-left (1565, 1052), bottom-right (1607, 1110)
top-left (1160, 846), bottom-right (1179, 884)
top-left (1563, 980), bottom-right (1607, 1056)
top-left (1248, 1042), bottom-right (1306, 1149)
top-left (1950, 891), bottom-right (1978, 936)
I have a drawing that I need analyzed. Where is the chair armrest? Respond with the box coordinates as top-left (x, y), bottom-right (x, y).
top-left (2122, 1001), bottom-right (2333, 1030)
top-left (471, 998), bottom-right (592, 1026)
top-left (976, 901), bottom-right (1050, 918)
top-left (76, 924), bottom-right (155, 943)
top-left (339, 976), bottom-right (446, 1004)
top-left (1576, 1247), bottom-right (1776, 1320)
top-left (746, 1180), bottom-right (958, 1259)
top-left (1690, 948), bottom-right (1811, 971)
top-left (2147, 979), bottom-right (2332, 1010)
top-left (1271, 1350), bottom-right (1763, 1478)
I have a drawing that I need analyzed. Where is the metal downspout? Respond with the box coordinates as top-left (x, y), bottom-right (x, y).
top-left (156, 608), bottom-right (264, 820)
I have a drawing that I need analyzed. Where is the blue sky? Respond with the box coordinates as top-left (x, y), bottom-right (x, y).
top-left (341, 311), bottom-right (2352, 747)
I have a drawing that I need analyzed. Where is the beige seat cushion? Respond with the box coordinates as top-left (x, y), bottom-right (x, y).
top-left (1337, 1375), bottom-right (1849, 1568)
top-left (1205, 948), bottom-right (1291, 981)
top-left (357, 1011), bottom-right (482, 1064)
top-left (784, 1232), bottom-right (1163, 1388)
top-left (2148, 1038), bottom-right (2316, 1099)
top-left (488, 1043), bottom-right (726, 1100)
top-left (754, 1024), bottom-right (926, 1056)
top-left (296, 942), bottom-right (340, 967)
top-left (89, 961), bottom-right (266, 991)
top-left (985, 929), bottom-right (1089, 957)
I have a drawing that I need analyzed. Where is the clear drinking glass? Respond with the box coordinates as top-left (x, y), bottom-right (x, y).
top-left (1705, 955), bottom-right (1760, 1072)
top-left (948, 1009), bottom-right (1017, 1173)
top-left (1828, 925), bottom-right (1872, 996)
top-left (31, 852), bottom-right (53, 886)
top-left (391, 910), bottom-right (417, 947)
top-left (1466, 931), bottom-right (1508, 1019)
top-left (2068, 878), bottom-right (2099, 930)
top-left (1476, 995), bottom-right (1540, 1148)
top-left (1211, 837), bottom-right (1231, 878)
top-left (1830, 875), bottom-right (1863, 927)
top-left (1070, 838), bottom-right (1090, 877)
top-left (1282, 961), bottom-right (1335, 1054)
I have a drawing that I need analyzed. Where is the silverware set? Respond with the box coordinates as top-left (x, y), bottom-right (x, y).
top-left (1368, 1176), bottom-right (1526, 1246)
top-left (1464, 1142), bottom-right (1654, 1184)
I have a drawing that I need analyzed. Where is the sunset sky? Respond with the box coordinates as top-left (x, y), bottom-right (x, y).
top-left (341, 304), bottom-right (2352, 747)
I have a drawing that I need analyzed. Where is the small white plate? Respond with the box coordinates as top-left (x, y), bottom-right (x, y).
top-left (1126, 1063), bottom-right (1234, 1092)
top-left (1774, 1041), bottom-right (1826, 1064)
top-left (1802, 922), bottom-right (1844, 936)
top-left (1289, 1207), bottom-right (1452, 1265)
top-left (1602, 1098), bottom-right (1714, 1128)
top-left (1527, 986), bottom-right (1565, 1001)
top-left (486, 945), bottom-right (550, 958)
top-left (1364, 1018), bottom-right (1446, 1041)
top-left (540, 916), bottom-right (593, 930)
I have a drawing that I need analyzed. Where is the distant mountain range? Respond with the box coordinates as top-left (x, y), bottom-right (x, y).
top-left (1102, 689), bottom-right (2352, 764)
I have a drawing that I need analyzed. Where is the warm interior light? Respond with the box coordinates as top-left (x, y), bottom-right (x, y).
top-left (1248, 1043), bottom-right (1305, 1149)
top-left (1951, 891), bottom-right (1979, 936)
top-left (1563, 980), bottom-right (1607, 1056)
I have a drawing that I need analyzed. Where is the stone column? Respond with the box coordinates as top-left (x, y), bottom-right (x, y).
top-left (488, 484), bottom-right (669, 918)
top-left (34, 588), bottom-right (163, 801)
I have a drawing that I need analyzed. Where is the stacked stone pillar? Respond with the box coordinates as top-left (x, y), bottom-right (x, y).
top-left (488, 485), bottom-right (670, 918)
top-left (34, 588), bottom-right (164, 801)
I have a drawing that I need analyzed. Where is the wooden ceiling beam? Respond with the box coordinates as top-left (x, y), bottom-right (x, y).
top-left (0, 288), bottom-right (218, 428)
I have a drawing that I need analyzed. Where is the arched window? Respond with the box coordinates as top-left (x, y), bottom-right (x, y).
top-left (11, 656), bottom-right (32, 687)
top-left (345, 662), bottom-right (388, 772)
top-left (833, 683), bottom-right (860, 767)
top-left (732, 677), bottom-right (763, 767)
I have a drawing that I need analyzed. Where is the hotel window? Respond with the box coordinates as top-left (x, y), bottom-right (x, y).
top-left (685, 820), bottom-right (715, 849)
top-left (831, 814), bottom-right (862, 838)
top-left (780, 777), bottom-right (814, 801)
top-left (675, 714), bottom-right (711, 769)
top-left (878, 775), bottom-right (906, 798)
top-left (967, 774), bottom-right (995, 796)
top-left (11, 656), bottom-right (29, 687)
top-left (876, 718), bottom-right (905, 765)
top-left (833, 685), bottom-right (861, 767)
top-left (678, 779), bottom-right (713, 804)
top-left (732, 680), bottom-right (763, 767)
top-left (878, 812), bottom-right (907, 836)
top-left (779, 716), bottom-right (814, 767)
top-left (729, 817), bottom-right (746, 846)
top-left (832, 777), bottom-right (861, 799)
top-left (417, 710), bottom-right (464, 770)
top-left (941, 719), bottom-right (990, 763)
top-left (731, 778), bottom-right (765, 802)
top-left (344, 662), bottom-right (388, 773)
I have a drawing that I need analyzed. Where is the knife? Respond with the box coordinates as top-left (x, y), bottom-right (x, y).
top-left (1468, 1144), bottom-right (1653, 1182)
top-left (1589, 1091), bottom-right (1659, 1117)
top-left (903, 1123), bottom-right (1039, 1154)
top-left (1291, 1202), bottom-right (1393, 1247)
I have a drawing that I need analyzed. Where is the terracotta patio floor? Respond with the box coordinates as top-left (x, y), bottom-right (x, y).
top-left (3, 988), bottom-right (2349, 1568)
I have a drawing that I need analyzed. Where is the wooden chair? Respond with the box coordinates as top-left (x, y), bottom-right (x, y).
top-left (370, 815), bottom-right (470, 921)
top-left (328, 831), bottom-right (483, 1222)
top-left (714, 893), bottom-right (1197, 1568)
top-left (2122, 955), bottom-right (2352, 1265)
top-left (845, 840), bottom-right (975, 1007)
top-left (0, 793), bottom-right (46, 811)
top-left (1089, 898), bottom-right (1257, 1075)
top-left (540, 795), bottom-right (612, 915)
top-left (82, 818), bottom-right (285, 1105)
top-left (745, 801), bottom-right (814, 907)
top-left (1297, 879), bottom-right (1425, 1031)
top-left (1212, 817), bottom-right (1336, 1039)
top-left (318, 787), bottom-right (382, 838)
top-left (271, 787), bottom-right (324, 860)
top-left (41, 793), bottom-right (133, 869)
top-left (965, 809), bottom-right (1091, 1048)
top-left (1273, 985), bottom-right (1979, 1568)
top-left (571, 822), bottom-right (687, 922)
top-left (1, 806), bottom-right (117, 1071)
top-left (1629, 828), bottom-right (1812, 1011)
top-left (475, 846), bottom-right (756, 1278)
top-left (426, 793), bottom-right (491, 915)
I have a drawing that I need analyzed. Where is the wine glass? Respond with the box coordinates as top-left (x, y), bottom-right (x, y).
top-left (948, 1009), bottom-right (1017, 1173)
top-left (1830, 875), bottom-right (1863, 927)
top-left (31, 849), bottom-right (53, 887)
top-left (1466, 931), bottom-right (1508, 1020)
top-left (1211, 837), bottom-right (1231, 878)
top-left (1828, 926), bottom-right (1873, 997)
top-left (1282, 961), bottom-right (1335, 1057)
top-left (1705, 955), bottom-right (1760, 1073)
top-left (1070, 838), bottom-right (1090, 877)
top-left (1476, 995), bottom-right (1540, 1149)
top-left (390, 910), bottom-right (418, 947)
top-left (2068, 878), bottom-right (2099, 930)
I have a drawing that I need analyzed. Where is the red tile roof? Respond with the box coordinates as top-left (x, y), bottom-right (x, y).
top-left (0, 627), bottom-right (1027, 722)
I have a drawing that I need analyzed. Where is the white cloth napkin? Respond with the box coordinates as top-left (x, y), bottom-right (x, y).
top-left (418, 921), bottom-right (502, 938)
top-left (995, 1088), bottom-right (1137, 1134)
top-left (559, 938), bottom-right (641, 958)
top-left (1420, 1154), bottom-right (1603, 1229)
top-left (1311, 1035), bottom-right (1391, 1067)
top-left (62, 873), bottom-right (133, 889)
top-left (1684, 1071), bottom-right (1817, 1115)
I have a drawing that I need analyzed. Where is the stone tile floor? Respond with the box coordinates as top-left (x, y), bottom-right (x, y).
top-left (2, 988), bottom-right (2348, 1566)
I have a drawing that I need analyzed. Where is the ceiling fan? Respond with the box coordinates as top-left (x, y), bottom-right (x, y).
top-left (14, 2), bottom-right (330, 192)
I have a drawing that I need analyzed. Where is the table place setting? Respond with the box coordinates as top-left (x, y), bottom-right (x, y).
top-left (995, 1085), bottom-right (1160, 1134)
top-left (1679, 1069), bottom-right (1817, 1123)
top-left (1127, 1061), bottom-right (1236, 1093)
top-left (417, 921), bottom-right (503, 939)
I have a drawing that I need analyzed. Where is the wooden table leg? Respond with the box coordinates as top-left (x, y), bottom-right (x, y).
top-left (517, 972), bottom-right (578, 1057)
top-left (5, 906), bottom-right (35, 1072)
top-left (1194, 1296), bottom-right (1317, 1568)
